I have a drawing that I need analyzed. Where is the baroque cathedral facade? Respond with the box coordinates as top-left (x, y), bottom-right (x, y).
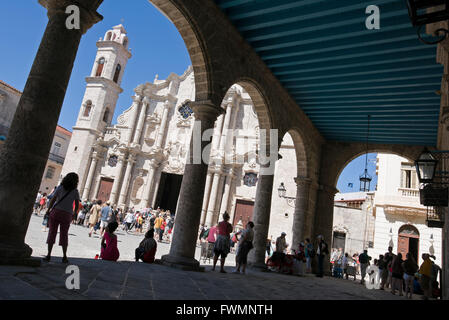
top-left (61, 25), bottom-right (298, 237)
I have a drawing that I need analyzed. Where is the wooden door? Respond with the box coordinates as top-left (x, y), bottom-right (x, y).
top-left (97, 178), bottom-right (114, 204)
top-left (233, 200), bottom-right (254, 229)
top-left (397, 235), bottom-right (409, 260)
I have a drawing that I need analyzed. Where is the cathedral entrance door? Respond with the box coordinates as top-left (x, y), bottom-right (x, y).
top-left (154, 173), bottom-right (183, 216)
top-left (233, 199), bottom-right (254, 229)
top-left (97, 178), bottom-right (114, 204)
top-left (398, 224), bottom-right (420, 262)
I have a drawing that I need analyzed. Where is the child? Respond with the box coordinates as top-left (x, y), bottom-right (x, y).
top-left (135, 229), bottom-right (157, 263)
top-left (100, 221), bottom-right (120, 262)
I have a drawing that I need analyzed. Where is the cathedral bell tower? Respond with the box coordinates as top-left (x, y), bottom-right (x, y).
top-left (62, 25), bottom-right (132, 198)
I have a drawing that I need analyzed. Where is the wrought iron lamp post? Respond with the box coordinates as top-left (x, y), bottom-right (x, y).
top-left (415, 148), bottom-right (447, 227)
top-left (415, 148), bottom-right (438, 183)
top-left (406, 0), bottom-right (449, 44)
top-left (277, 182), bottom-right (296, 208)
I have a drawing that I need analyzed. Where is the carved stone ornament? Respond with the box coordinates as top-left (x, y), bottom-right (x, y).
top-left (108, 155), bottom-right (118, 167)
top-left (243, 172), bottom-right (258, 187)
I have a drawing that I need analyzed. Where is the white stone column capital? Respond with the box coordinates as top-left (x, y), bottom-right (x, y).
top-left (39, 0), bottom-right (103, 35)
top-left (132, 94), bottom-right (143, 104)
top-left (190, 101), bottom-right (224, 122)
top-left (142, 96), bottom-right (151, 105)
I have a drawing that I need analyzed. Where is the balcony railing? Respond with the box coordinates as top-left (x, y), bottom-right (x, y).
top-left (398, 188), bottom-right (420, 197)
top-left (49, 153), bottom-right (65, 165)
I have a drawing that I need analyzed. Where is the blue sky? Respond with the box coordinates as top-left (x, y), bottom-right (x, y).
top-left (0, 1), bottom-right (377, 192)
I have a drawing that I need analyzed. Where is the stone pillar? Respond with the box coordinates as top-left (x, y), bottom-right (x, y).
top-left (155, 101), bottom-right (171, 149)
top-left (313, 184), bottom-right (338, 275)
top-left (211, 115), bottom-right (224, 153)
top-left (0, 0), bottom-right (102, 265)
top-left (82, 151), bottom-right (100, 200)
top-left (218, 103), bottom-right (233, 154)
top-left (150, 167), bottom-right (162, 208)
top-left (128, 95), bottom-right (143, 143)
top-left (248, 166), bottom-right (275, 270)
top-left (219, 169), bottom-right (234, 215)
top-left (118, 154), bottom-right (136, 208)
top-left (132, 97), bottom-right (149, 145)
top-left (205, 170), bottom-right (221, 228)
top-left (142, 160), bottom-right (158, 209)
top-left (109, 154), bottom-right (126, 205)
top-left (213, 174), bottom-right (226, 224)
top-left (92, 176), bottom-right (102, 201)
top-left (291, 177), bottom-right (312, 249)
top-left (200, 171), bottom-right (213, 226)
top-left (161, 101), bottom-right (223, 270)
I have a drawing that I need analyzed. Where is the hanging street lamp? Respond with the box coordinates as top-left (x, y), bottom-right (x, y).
top-left (277, 182), bottom-right (296, 208)
top-left (406, 0), bottom-right (449, 44)
top-left (360, 115), bottom-right (372, 192)
top-left (415, 148), bottom-right (438, 183)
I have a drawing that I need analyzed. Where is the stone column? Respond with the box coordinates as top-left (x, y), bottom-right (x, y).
top-left (128, 95), bottom-right (143, 143)
top-left (248, 166), bottom-right (275, 270)
top-left (218, 103), bottom-right (233, 154)
top-left (161, 101), bottom-right (223, 270)
top-left (142, 160), bottom-right (158, 209)
top-left (150, 167), bottom-right (163, 208)
top-left (132, 97), bottom-right (149, 145)
top-left (82, 151), bottom-right (100, 200)
top-left (109, 154), bottom-right (126, 205)
top-left (211, 115), bottom-right (225, 153)
top-left (291, 177), bottom-right (320, 249)
top-left (92, 177), bottom-right (102, 201)
top-left (118, 154), bottom-right (136, 208)
top-left (219, 169), bottom-right (234, 215)
top-left (213, 174), bottom-right (226, 224)
top-left (155, 101), bottom-right (171, 149)
top-left (0, 0), bottom-right (102, 265)
top-left (313, 184), bottom-right (338, 275)
top-left (205, 170), bottom-right (221, 228)
top-left (200, 171), bottom-right (213, 226)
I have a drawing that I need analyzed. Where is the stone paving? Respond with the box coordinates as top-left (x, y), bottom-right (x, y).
top-left (0, 215), bottom-right (417, 300)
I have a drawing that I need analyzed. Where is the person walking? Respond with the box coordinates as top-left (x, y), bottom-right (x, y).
top-left (100, 221), bottom-right (120, 262)
top-left (99, 202), bottom-right (112, 237)
top-left (384, 246), bottom-right (395, 289)
top-left (378, 255), bottom-right (389, 290)
top-left (419, 253), bottom-right (433, 300)
top-left (391, 253), bottom-right (404, 296)
top-left (304, 238), bottom-right (315, 273)
top-left (233, 221), bottom-right (254, 274)
top-left (124, 210), bottom-right (134, 232)
top-left (212, 212), bottom-right (233, 273)
top-left (43, 173), bottom-right (80, 263)
top-left (359, 250), bottom-right (371, 284)
top-left (154, 214), bottom-right (163, 241)
top-left (159, 216), bottom-right (166, 242)
top-left (88, 200), bottom-right (102, 237)
top-left (402, 253), bottom-right (419, 299)
top-left (316, 235), bottom-right (329, 278)
top-left (34, 191), bottom-right (43, 215)
top-left (342, 253), bottom-right (349, 280)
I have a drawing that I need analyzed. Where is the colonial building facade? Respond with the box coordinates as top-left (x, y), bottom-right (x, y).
top-left (61, 25), bottom-right (299, 244)
top-left (332, 154), bottom-right (443, 267)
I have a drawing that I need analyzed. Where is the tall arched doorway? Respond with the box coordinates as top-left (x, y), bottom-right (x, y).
top-left (398, 224), bottom-right (420, 262)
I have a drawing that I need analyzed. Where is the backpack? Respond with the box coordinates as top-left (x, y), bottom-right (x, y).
top-left (308, 245), bottom-right (316, 258)
top-left (202, 228), bottom-right (210, 239)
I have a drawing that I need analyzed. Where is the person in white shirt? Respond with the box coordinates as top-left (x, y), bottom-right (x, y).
top-left (233, 222), bottom-right (255, 274)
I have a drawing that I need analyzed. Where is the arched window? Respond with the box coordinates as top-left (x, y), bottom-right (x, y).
top-left (113, 64), bottom-right (121, 83)
top-left (103, 108), bottom-right (110, 123)
top-left (106, 32), bottom-right (112, 41)
top-left (123, 38), bottom-right (128, 49)
top-left (95, 58), bottom-right (105, 77)
top-left (83, 100), bottom-right (92, 117)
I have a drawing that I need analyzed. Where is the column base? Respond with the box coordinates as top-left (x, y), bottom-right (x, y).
top-left (0, 242), bottom-right (41, 267)
top-left (160, 254), bottom-right (204, 272)
top-left (247, 261), bottom-right (268, 272)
